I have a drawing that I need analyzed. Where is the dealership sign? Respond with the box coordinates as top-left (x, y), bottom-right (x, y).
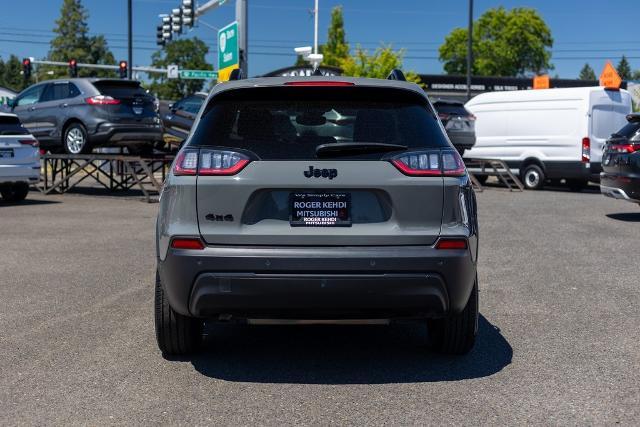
top-left (217, 21), bottom-right (239, 82)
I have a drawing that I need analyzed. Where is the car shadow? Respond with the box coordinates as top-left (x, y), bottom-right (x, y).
top-left (0, 198), bottom-right (61, 207)
top-left (606, 212), bottom-right (640, 222)
top-left (180, 315), bottom-right (512, 384)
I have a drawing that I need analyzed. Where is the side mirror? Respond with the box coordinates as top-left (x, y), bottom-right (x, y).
top-left (6, 98), bottom-right (15, 108)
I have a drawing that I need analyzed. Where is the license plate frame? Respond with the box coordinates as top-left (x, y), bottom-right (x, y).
top-left (289, 192), bottom-right (352, 227)
top-left (0, 149), bottom-right (14, 158)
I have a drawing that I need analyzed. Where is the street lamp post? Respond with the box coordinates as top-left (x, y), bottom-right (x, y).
top-left (466, 0), bottom-right (473, 100)
top-left (128, 0), bottom-right (133, 79)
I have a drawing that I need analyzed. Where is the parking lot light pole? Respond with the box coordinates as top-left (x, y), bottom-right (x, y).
top-left (128, 0), bottom-right (133, 79)
top-left (466, 0), bottom-right (473, 101)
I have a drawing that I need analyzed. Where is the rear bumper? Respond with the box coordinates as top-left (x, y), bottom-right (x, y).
top-left (90, 123), bottom-right (163, 145)
top-left (600, 173), bottom-right (640, 203)
top-left (446, 132), bottom-right (475, 150)
top-left (157, 244), bottom-right (477, 320)
top-left (0, 163), bottom-right (40, 184)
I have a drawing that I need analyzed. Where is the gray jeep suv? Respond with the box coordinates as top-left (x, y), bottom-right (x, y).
top-left (155, 73), bottom-right (480, 356)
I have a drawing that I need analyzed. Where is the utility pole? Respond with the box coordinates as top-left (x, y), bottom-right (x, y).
top-left (236, 0), bottom-right (248, 76)
top-left (313, 0), bottom-right (319, 56)
top-left (127, 0), bottom-right (133, 79)
top-left (466, 0), bottom-right (473, 100)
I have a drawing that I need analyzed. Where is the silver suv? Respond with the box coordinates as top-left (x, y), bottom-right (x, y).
top-left (155, 73), bottom-right (479, 356)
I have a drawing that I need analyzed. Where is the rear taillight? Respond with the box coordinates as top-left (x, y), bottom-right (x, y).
top-left (390, 150), bottom-right (466, 177)
top-left (609, 143), bottom-right (640, 153)
top-left (582, 137), bottom-right (590, 163)
top-left (172, 149), bottom-right (250, 176)
top-left (19, 139), bottom-right (38, 147)
top-left (86, 95), bottom-right (120, 105)
top-left (435, 238), bottom-right (468, 250)
top-left (170, 237), bottom-right (205, 250)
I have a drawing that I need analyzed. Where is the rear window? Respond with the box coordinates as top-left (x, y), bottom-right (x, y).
top-left (615, 121), bottom-right (640, 141)
top-left (0, 116), bottom-right (29, 135)
top-left (188, 87), bottom-right (449, 160)
top-left (433, 102), bottom-right (470, 116)
top-left (92, 81), bottom-right (148, 99)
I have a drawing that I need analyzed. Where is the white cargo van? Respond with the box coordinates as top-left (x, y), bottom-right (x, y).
top-left (464, 87), bottom-right (632, 190)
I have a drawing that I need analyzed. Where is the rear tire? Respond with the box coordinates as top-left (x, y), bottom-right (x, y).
top-left (521, 164), bottom-right (545, 190)
top-left (0, 182), bottom-right (29, 202)
top-left (63, 122), bottom-right (91, 155)
top-left (474, 174), bottom-right (488, 185)
top-left (567, 179), bottom-right (588, 192)
top-left (155, 270), bottom-right (203, 356)
top-left (428, 276), bottom-right (478, 355)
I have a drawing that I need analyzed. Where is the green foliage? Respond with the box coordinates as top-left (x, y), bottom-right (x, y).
top-left (632, 70), bottom-right (640, 81)
top-left (579, 63), bottom-right (596, 80)
top-left (44, 0), bottom-right (116, 79)
top-left (0, 55), bottom-right (31, 91)
top-left (321, 6), bottom-right (350, 67)
top-left (341, 45), bottom-right (422, 84)
top-left (616, 55), bottom-right (632, 80)
top-left (149, 38), bottom-right (212, 100)
top-left (439, 7), bottom-right (553, 77)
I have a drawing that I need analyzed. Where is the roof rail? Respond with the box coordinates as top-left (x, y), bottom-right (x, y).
top-left (387, 69), bottom-right (406, 81)
top-left (229, 68), bottom-right (244, 80)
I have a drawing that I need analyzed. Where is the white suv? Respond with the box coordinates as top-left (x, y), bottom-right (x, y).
top-left (0, 113), bottom-right (39, 202)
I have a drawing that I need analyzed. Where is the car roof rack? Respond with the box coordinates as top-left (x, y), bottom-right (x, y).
top-left (387, 69), bottom-right (406, 81)
top-left (229, 68), bottom-right (244, 80)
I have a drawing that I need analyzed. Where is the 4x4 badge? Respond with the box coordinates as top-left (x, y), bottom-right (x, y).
top-left (304, 166), bottom-right (338, 180)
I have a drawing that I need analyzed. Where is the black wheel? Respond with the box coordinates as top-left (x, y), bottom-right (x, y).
top-left (155, 270), bottom-right (202, 356)
top-left (521, 164), bottom-right (545, 190)
top-left (428, 276), bottom-right (478, 355)
top-left (567, 179), bottom-right (588, 192)
top-left (63, 122), bottom-right (91, 154)
top-left (474, 174), bottom-right (488, 184)
top-left (0, 182), bottom-right (29, 202)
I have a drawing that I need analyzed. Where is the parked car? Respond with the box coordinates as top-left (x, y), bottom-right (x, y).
top-left (601, 113), bottom-right (640, 205)
top-left (155, 73), bottom-right (480, 356)
top-left (0, 113), bottom-right (39, 202)
top-left (8, 79), bottom-right (162, 155)
top-left (432, 99), bottom-right (476, 155)
top-left (464, 87), bottom-right (632, 190)
top-left (160, 92), bottom-right (206, 144)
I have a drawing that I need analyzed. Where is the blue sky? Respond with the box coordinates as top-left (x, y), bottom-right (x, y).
top-left (0, 0), bottom-right (638, 79)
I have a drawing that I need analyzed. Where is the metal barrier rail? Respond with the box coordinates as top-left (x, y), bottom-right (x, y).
top-left (39, 154), bottom-right (175, 202)
top-left (465, 158), bottom-right (524, 192)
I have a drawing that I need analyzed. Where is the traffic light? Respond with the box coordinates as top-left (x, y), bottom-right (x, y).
top-left (119, 61), bottom-right (128, 79)
top-left (171, 8), bottom-right (182, 34)
top-left (69, 59), bottom-right (78, 78)
top-left (156, 25), bottom-right (165, 46)
top-left (162, 16), bottom-right (172, 42)
top-left (22, 58), bottom-right (32, 80)
top-left (182, 0), bottom-right (194, 28)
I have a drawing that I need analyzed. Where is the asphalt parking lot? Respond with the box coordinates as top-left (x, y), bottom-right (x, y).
top-left (1, 186), bottom-right (639, 424)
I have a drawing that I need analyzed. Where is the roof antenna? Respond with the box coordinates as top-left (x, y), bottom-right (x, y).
top-left (229, 68), bottom-right (244, 80)
top-left (387, 69), bottom-right (406, 81)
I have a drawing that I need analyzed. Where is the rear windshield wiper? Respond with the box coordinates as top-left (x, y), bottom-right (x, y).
top-left (315, 142), bottom-right (408, 158)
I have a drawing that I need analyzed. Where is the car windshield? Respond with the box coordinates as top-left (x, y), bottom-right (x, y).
top-left (92, 81), bottom-right (148, 99)
top-left (188, 86), bottom-right (449, 160)
top-left (433, 103), bottom-right (470, 116)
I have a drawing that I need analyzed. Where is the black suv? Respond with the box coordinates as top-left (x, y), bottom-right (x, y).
top-left (432, 99), bottom-right (476, 155)
top-left (601, 113), bottom-right (640, 205)
top-left (9, 79), bottom-right (162, 154)
top-left (160, 92), bottom-right (206, 144)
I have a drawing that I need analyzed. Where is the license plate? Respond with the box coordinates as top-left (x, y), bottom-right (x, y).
top-left (132, 106), bottom-right (143, 115)
top-left (0, 149), bottom-right (13, 158)
top-left (290, 192), bottom-right (351, 227)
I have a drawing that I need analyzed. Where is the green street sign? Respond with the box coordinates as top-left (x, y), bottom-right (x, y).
top-left (179, 70), bottom-right (218, 79)
top-left (218, 21), bottom-right (239, 81)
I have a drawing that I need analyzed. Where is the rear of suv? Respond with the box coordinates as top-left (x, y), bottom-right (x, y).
top-left (10, 79), bottom-right (161, 154)
top-left (432, 99), bottom-right (476, 155)
top-left (601, 113), bottom-right (640, 204)
top-left (0, 113), bottom-right (39, 202)
top-left (155, 74), bottom-right (480, 356)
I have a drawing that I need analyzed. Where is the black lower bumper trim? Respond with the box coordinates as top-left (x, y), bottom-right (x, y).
top-left (189, 272), bottom-right (449, 319)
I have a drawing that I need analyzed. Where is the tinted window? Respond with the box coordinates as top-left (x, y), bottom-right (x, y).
top-left (182, 96), bottom-right (205, 114)
top-left (615, 121), bottom-right (640, 141)
top-left (0, 115), bottom-right (29, 135)
top-left (15, 85), bottom-right (45, 106)
top-left (189, 87), bottom-right (449, 160)
top-left (92, 81), bottom-right (147, 98)
top-left (433, 103), bottom-right (470, 116)
top-left (41, 83), bottom-right (74, 102)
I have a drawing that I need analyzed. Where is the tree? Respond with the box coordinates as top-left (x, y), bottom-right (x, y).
top-left (149, 38), bottom-right (211, 100)
top-left (45, 0), bottom-right (115, 79)
top-left (579, 63), bottom-right (596, 80)
top-left (321, 6), bottom-right (350, 67)
top-left (2, 55), bottom-right (29, 91)
top-left (439, 7), bottom-right (553, 77)
top-left (341, 45), bottom-right (422, 84)
top-left (616, 55), bottom-right (632, 80)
